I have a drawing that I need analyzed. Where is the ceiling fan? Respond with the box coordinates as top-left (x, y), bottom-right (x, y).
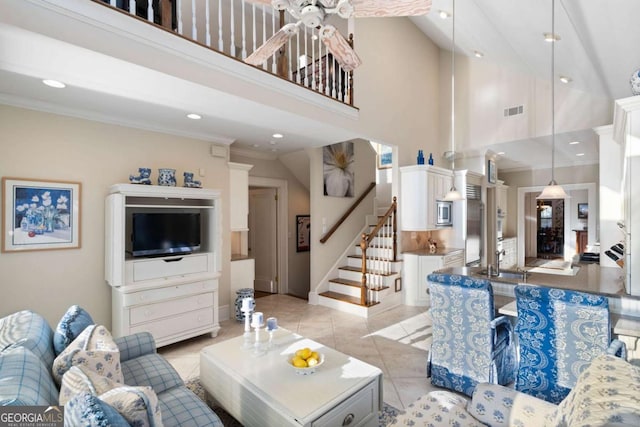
top-left (245, 0), bottom-right (432, 72)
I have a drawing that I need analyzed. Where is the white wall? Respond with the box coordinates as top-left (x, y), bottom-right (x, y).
top-left (308, 140), bottom-right (376, 290)
top-left (0, 105), bottom-right (231, 327)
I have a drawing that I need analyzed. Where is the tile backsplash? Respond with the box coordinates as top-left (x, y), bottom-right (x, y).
top-left (401, 228), bottom-right (454, 252)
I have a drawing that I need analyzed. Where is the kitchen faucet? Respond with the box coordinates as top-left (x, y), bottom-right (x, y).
top-left (495, 249), bottom-right (506, 276)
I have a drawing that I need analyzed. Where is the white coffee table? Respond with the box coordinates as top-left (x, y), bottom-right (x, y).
top-left (200, 328), bottom-right (383, 427)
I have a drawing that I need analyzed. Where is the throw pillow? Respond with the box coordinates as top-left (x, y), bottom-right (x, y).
top-left (52, 324), bottom-right (123, 385)
top-left (59, 365), bottom-right (121, 406)
top-left (53, 305), bottom-right (94, 355)
top-left (549, 354), bottom-right (640, 426)
top-left (100, 385), bottom-right (163, 427)
top-left (64, 391), bottom-right (130, 427)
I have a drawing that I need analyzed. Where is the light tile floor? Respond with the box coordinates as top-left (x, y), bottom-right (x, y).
top-left (158, 294), bottom-right (448, 410)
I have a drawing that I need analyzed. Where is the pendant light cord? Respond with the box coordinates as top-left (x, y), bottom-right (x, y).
top-left (451, 0), bottom-right (456, 172)
top-left (551, 0), bottom-right (556, 184)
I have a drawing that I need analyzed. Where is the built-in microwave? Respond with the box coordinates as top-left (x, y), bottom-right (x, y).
top-left (436, 200), bottom-right (453, 227)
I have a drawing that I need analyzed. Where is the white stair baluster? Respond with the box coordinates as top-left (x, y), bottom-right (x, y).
top-left (311, 29), bottom-right (316, 90)
top-left (109, 0), bottom-right (116, 6)
top-left (271, 9), bottom-right (277, 74)
top-left (288, 35), bottom-right (292, 80)
top-left (295, 31), bottom-right (301, 84)
top-left (147, 0), bottom-right (153, 22)
top-left (338, 62), bottom-right (343, 101)
top-left (191, 0), bottom-right (197, 40)
top-left (176, 0), bottom-right (183, 35)
top-left (252, 3), bottom-right (256, 55)
top-left (262, 5), bottom-right (267, 70)
top-left (230, 0), bottom-right (236, 58)
top-left (317, 36), bottom-right (322, 94)
top-left (241, 0), bottom-right (247, 60)
top-left (217, 0), bottom-right (223, 52)
top-left (205, 0), bottom-right (211, 46)
top-left (304, 27), bottom-right (309, 87)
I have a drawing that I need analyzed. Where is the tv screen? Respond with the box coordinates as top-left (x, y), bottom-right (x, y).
top-left (132, 212), bottom-right (201, 257)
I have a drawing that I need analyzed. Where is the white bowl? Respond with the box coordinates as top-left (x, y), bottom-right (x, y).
top-left (287, 353), bottom-right (325, 375)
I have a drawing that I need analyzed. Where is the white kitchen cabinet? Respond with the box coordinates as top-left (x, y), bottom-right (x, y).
top-left (105, 184), bottom-right (222, 347)
top-left (400, 165), bottom-right (453, 231)
top-left (403, 249), bottom-right (464, 306)
top-left (229, 162), bottom-right (253, 231)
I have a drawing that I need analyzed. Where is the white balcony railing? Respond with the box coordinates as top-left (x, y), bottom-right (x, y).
top-left (98, 0), bottom-right (353, 105)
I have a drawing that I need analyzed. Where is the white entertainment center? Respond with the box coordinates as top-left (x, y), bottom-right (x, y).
top-left (105, 184), bottom-right (222, 347)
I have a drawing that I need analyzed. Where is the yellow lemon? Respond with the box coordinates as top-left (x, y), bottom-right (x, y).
top-left (307, 357), bottom-right (318, 367)
top-left (310, 351), bottom-right (320, 361)
top-left (292, 357), bottom-right (308, 368)
top-left (296, 348), bottom-right (312, 360)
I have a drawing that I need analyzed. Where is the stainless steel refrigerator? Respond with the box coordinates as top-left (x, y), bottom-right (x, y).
top-left (465, 185), bottom-right (483, 266)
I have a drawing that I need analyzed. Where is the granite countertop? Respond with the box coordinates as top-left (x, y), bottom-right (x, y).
top-left (402, 247), bottom-right (465, 257)
top-left (438, 264), bottom-right (630, 299)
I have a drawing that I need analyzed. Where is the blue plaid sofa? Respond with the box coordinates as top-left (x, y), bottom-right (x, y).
top-left (0, 308), bottom-right (223, 426)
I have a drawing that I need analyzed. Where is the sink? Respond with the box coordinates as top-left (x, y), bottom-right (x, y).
top-left (477, 269), bottom-right (529, 282)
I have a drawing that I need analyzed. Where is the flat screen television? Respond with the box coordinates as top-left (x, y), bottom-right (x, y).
top-left (131, 212), bottom-right (201, 257)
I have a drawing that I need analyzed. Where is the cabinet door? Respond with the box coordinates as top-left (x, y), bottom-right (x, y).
top-left (401, 170), bottom-right (429, 230)
top-left (229, 164), bottom-right (251, 231)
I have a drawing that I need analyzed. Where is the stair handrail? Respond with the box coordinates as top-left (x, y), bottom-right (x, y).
top-left (359, 197), bottom-right (397, 305)
top-left (319, 182), bottom-right (376, 244)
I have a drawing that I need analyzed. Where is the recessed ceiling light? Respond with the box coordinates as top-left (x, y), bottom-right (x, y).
top-left (272, 133), bottom-right (283, 139)
top-left (186, 113), bottom-right (201, 120)
top-left (438, 10), bottom-right (450, 19)
top-left (42, 79), bottom-right (66, 88)
top-left (576, 153), bottom-right (585, 157)
top-left (497, 151), bottom-right (505, 155)
top-left (543, 32), bottom-right (560, 42)
top-left (569, 141), bottom-right (580, 145)
top-left (559, 75), bottom-right (572, 84)
top-left (253, 144), bottom-right (260, 148)
top-left (473, 50), bottom-right (484, 58)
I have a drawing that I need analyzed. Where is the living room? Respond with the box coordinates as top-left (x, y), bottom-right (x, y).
top-left (2, 0), bottom-right (640, 425)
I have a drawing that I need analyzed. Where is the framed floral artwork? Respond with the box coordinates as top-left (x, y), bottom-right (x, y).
top-left (2, 177), bottom-right (81, 252)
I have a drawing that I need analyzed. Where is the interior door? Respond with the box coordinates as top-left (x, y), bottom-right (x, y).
top-left (249, 188), bottom-right (278, 293)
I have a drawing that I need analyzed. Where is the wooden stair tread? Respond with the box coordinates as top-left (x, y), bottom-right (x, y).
top-left (320, 291), bottom-right (380, 307)
top-left (339, 265), bottom-right (395, 276)
top-left (328, 278), bottom-right (390, 292)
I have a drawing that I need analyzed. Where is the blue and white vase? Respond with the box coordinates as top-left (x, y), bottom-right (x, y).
top-left (158, 168), bottom-right (176, 186)
top-left (235, 288), bottom-right (255, 321)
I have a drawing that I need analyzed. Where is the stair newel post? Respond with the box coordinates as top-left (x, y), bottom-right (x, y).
top-left (392, 197), bottom-right (398, 262)
top-left (360, 233), bottom-right (368, 306)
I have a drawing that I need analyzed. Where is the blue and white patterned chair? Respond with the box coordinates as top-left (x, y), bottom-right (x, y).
top-left (426, 273), bottom-right (517, 397)
top-left (514, 284), bottom-right (626, 404)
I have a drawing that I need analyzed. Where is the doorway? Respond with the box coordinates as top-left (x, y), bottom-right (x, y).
top-left (536, 199), bottom-right (564, 259)
top-left (249, 188), bottom-right (278, 294)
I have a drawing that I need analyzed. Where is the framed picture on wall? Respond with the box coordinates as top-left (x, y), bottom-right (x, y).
top-left (296, 215), bottom-right (310, 252)
top-left (578, 203), bottom-right (588, 219)
top-left (487, 159), bottom-right (497, 184)
top-left (2, 177), bottom-right (81, 252)
top-left (377, 144), bottom-right (392, 169)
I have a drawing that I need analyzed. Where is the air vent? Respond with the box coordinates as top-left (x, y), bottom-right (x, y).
top-left (466, 184), bottom-right (481, 200)
top-left (503, 105), bottom-right (524, 117)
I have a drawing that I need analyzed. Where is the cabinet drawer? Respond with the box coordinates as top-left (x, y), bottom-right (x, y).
top-left (130, 307), bottom-right (214, 341)
top-left (127, 253), bottom-right (209, 282)
top-left (312, 379), bottom-right (378, 427)
top-left (129, 292), bottom-right (213, 325)
top-left (122, 280), bottom-right (217, 307)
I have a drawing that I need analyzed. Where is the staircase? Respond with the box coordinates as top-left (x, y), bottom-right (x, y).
top-left (317, 215), bottom-right (403, 318)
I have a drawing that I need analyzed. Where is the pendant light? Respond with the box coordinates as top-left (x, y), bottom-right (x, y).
top-left (443, 0), bottom-right (463, 201)
top-left (537, 0), bottom-right (568, 200)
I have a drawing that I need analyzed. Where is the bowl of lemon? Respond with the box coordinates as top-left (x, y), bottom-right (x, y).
top-left (288, 347), bottom-right (324, 375)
